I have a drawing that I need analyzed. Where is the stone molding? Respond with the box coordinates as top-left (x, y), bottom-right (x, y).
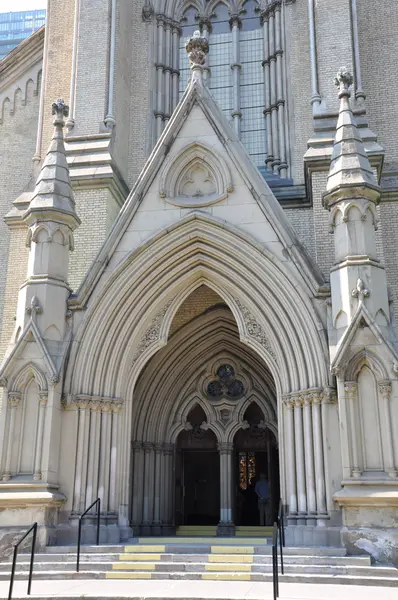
top-left (72, 395), bottom-right (123, 412)
top-left (130, 299), bottom-right (174, 368)
top-left (283, 387), bottom-right (335, 407)
top-left (235, 298), bottom-right (277, 362)
top-left (159, 142), bottom-right (233, 208)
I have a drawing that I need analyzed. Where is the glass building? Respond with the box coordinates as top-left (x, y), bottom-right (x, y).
top-left (0, 10), bottom-right (46, 60)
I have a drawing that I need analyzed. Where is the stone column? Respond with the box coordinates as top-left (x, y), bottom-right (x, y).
top-left (131, 441), bottom-right (144, 533)
top-left (33, 392), bottom-right (48, 480)
top-left (73, 397), bottom-right (90, 512)
top-left (378, 381), bottom-right (397, 478)
top-left (109, 402), bottom-right (122, 513)
top-left (2, 392), bottom-right (21, 481)
top-left (283, 398), bottom-right (297, 518)
top-left (344, 382), bottom-right (361, 478)
top-left (217, 442), bottom-right (234, 536)
top-left (162, 443), bottom-right (174, 533)
top-left (163, 21), bottom-right (172, 125)
top-left (98, 402), bottom-right (112, 512)
top-left (312, 391), bottom-right (327, 518)
top-left (142, 442), bottom-right (154, 535)
top-left (153, 443), bottom-right (163, 534)
top-left (274, 1), bottom-right (287, 177)
top-left (171, 25), bottom-right (180, 110)
top-left (230, 15), bottom-right (242, 138)
top-left (294, 395), bottom-right (307, 517)
top-left (302, 392), bottom-right (316, 521)
top-left (261, 9), bottom-right (273, 170)
top-left (155, 15), bottom-right (165, 138)
top-left (85, 400), bottom-right (101, 509)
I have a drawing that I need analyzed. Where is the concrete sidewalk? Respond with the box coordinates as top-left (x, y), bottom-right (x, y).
top-left (1, 579), bottom-right (397, 600)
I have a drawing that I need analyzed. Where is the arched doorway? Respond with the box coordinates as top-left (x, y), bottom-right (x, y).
top-left (234, 403), bottom-right (280, 527)
top-left (129, 285), bottom-right (279, 535)
top-left (175, 405), bottom-right (220, 526)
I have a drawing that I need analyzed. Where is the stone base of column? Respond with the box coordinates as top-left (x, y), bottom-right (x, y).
top-left (151, 523), bottom-right (162, 536)
top-left (140, 524), bottom-right (152, 536)
top-left (284, 524), bottom-right (342, 547)
top-left (162, 524), bottom-right (175, 535)
top-left (217, 523), bottom-right (235, 537)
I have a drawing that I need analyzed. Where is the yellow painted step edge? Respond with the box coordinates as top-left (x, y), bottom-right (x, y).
top-left (112, 563), bottom-right (156, 571)
top-left (208, 554), bottom-right (253, 563)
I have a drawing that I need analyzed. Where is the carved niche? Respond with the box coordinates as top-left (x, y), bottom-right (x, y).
top-left (159, 142), bottom-right (233, 207)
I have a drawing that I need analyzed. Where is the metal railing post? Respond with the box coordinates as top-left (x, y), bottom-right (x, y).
top-left (8, 522), bottom-right (37, 600)
top-left (272, 521), bottom-right (279, 600)
top-left (76, 498), bottom-right (101, 572)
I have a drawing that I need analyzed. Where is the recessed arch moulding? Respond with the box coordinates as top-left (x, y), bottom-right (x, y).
top-left (59, 215), bottom-right (338, 542)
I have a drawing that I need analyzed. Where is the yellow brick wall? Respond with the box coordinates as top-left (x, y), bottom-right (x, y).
top-left (169, 286), bottom-right (226, 337)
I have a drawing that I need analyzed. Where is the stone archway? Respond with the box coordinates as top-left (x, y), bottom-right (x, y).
top-left (64, 214), bottom-right (332, 541)
top-left (129, 285), bottom-right (279, 535)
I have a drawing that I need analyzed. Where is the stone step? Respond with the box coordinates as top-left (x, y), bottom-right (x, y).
top-left (41, 543), bottom-right (347, 556)
top-left (1, 570), bottom-right (398, 586)
top-left (16, 552), bottom-right (370, 565)
top-left (2, 561), bottom-right (387, 576)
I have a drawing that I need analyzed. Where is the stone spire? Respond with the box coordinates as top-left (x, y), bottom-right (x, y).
top-left (323, 68), bottom-right (389, 350)
top-left (185, 30), bottom-right (209, 84)
top-left (323, 67), bottom-right (379, 209)
top-left (24, 99), bottom-right (79, 229)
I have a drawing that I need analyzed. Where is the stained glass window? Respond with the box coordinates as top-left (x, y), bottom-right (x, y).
top-left (239, 451), bottom-right (256, 490)
top-left (207, 364), bottom-right (244, 398)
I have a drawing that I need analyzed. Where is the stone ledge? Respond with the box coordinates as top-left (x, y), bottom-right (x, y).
top-left (334, 485), bottom-right (398, 508)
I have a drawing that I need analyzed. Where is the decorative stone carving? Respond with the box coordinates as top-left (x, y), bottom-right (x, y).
top-left (235, 299), bottom-right (277, 362)
top-left (131, 300), bottom-right (174, 366)
top-left (73, 395), bottom-right (123, 412)
top-left (26, 296), bottom-right (42, 317)
top-left (334, 66), bottom-right (353, 94)
top-left (378, 380), bottom-right (392, 399)
top-left (159, 143), bottom-right (233, 208)
top-left (142, 1), bottom-right (153, 22)
top-left (52, 98), bottom-right (69, 122)
top-left (185, 31), bottom-right (209, 68)
top-left (351, 278), bottom-right (370, 301)
top-left (8, 392), bottom-right (21, 407)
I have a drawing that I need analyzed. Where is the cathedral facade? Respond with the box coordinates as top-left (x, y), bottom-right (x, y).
top-left (0, 0), bottom-right (397, 564)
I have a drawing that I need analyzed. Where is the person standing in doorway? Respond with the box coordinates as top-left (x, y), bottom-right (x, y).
top-left (254, 473), bottom-right (269, 526)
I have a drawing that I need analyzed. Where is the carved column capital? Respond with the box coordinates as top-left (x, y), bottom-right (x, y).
top-left (218, 442), bottom-right (234, 454)
top-left (131, 441), bottom-right (143, 451)
top-left (378, 380), bottom-right (392, 400)
top-left (143, 442), bottom-right (154, 452)
top-left (38, 391), bottom-right (48, 405)
top-left (8, 392), bottom-right (21, 407)
top-left (163, 443), bottom-right (174, 455)
top-left (344, 381), bottom-right (357, 399)
top-left (154, 443), bottom-right (164, 454)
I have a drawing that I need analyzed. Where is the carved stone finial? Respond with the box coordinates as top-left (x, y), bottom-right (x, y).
top-left (351, 278), bottom-right (370, 301)
top-left (185, 30), bottom-right (209, 69)
top-left (51, 98), bottom-right (69, 125)
top-left (334, 67), bottom-right (354, 97)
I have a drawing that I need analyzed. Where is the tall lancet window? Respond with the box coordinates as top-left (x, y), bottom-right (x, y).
top-left (178, 1), bottom-right (286, 178)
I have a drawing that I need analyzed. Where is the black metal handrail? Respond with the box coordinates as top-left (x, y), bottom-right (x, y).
top-left (8, 522), bottom-right (37, 600)
top-left (272, 521), bottom-right (279, 600)
top-left (76, 498), bottom-right (100, 572)
top-left (277, 499), bottom-right (285, 574)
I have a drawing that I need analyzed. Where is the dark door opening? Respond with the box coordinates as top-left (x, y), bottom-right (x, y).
top-left (182, 450), bottom-right (220, 525)
top-left (234, 404), bottom-right (280, 526)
